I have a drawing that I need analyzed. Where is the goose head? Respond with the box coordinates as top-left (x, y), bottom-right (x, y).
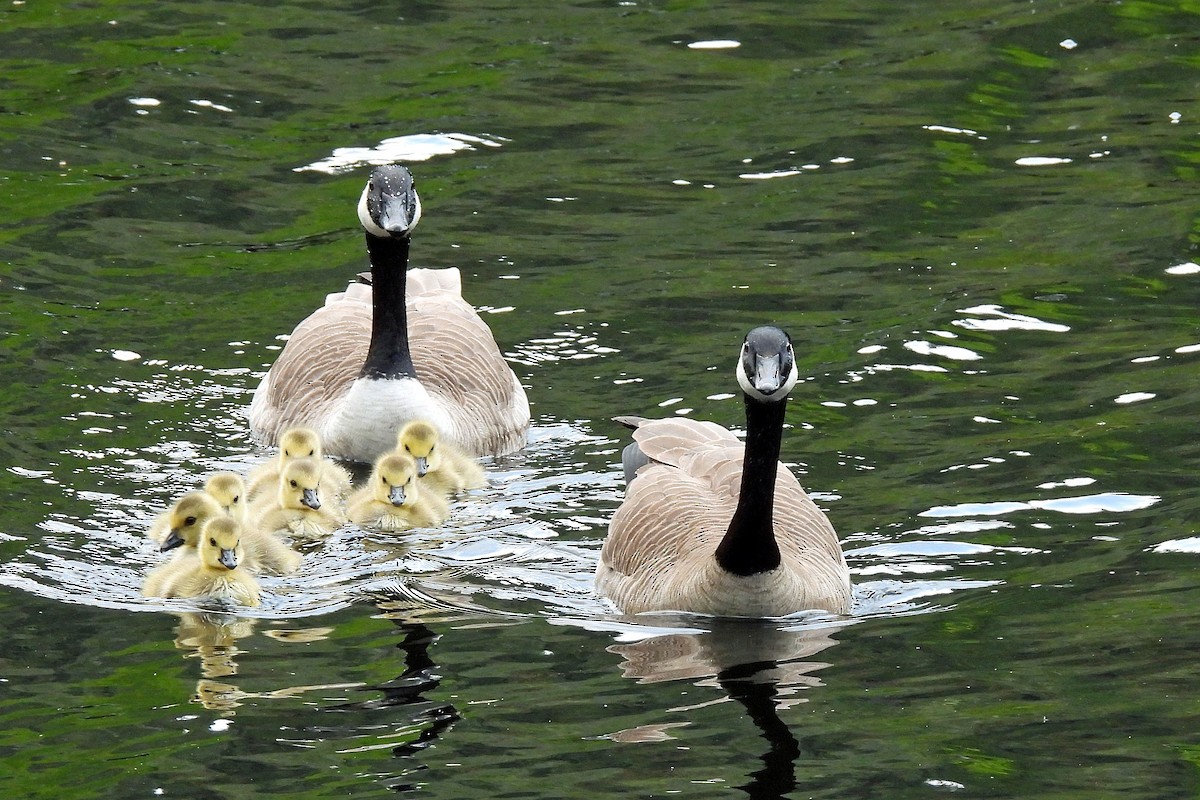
top-left (200, 517), bottom-right (243, 571)
top-left (203, 472), bottom-right (247, 521)
top-left (735, 326), bottom-right (798, 402)
top-left (161, 491), bottom-right (224, 552)
top-left (358, 165), bottom-right (422, 239)
top-left (279, 458), bottom-right (323, 511)
top-left (372, 452), bottom-right (419, 506)
top-left (396, 420), bottom-right (442, 477)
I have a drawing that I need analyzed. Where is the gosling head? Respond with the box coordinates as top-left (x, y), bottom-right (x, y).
top-left (278, 427), bottom-right (322, 464)
top-left (280, 458), bottom-right (322, 511)
top-left (358, 165), bottom-right (422, 239)
top-left (161, 492), bottom-right (224, 553)
top-left (373, 452), bottom-right (419, 507)
top-left (736, 326), bottom-right (798, 402)
top-left (397, 420), bottom-right (441, 477)
top-left (203, 472), bottom-right (246, 518)
top-left (199, 517), bottom-right (243, 571)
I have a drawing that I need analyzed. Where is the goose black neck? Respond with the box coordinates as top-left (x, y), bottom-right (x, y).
top-left (715, 394), bottom-right (786, 576)
top-left (360, 232), bottom-right (417, 380)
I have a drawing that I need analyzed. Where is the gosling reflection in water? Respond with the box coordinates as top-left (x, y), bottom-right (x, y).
top-left (607, 619), bottom-right (844, 800)
top-left (171, 612), bottom-right (349, 713)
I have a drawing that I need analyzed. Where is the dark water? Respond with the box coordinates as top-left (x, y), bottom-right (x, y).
top-left (3, 0), bottom-right (1200, 797)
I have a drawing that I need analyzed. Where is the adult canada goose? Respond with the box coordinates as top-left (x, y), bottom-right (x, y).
top-left (397, 419), bottom-right (485, 496)
top-left (246, 427), bottom-right (351, 502)
top-left (254, 457), bottom-right (345, 540)
top-left (148, 491), bottom-right (225, 553)
top-left (596, 326), bottom-right (852, 617)
top-left (142, 517), bottom-right (262, 607)
top-left (348, 451), bottom-right (449, 531)
top-left (247, 165), bottom-right (530, 463)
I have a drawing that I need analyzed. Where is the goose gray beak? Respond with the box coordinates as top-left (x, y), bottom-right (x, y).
top-left (413, 456), bottom-right (429, 477)
top-left (161, 529), bottom-right (184, 552)
top-left (218, 548), bottom-right (238, 570)
top-left (388, 485), bottom-right (407, 507)
top-left (753, 353), bottom-right (784, 396)
top-left (302, 488), bottom-right (321, 510)
top-left (361, 165), bottom-right (422, 238)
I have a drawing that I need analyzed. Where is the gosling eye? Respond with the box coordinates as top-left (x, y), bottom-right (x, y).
top-left (404, 445), bottom-right (412, 454)
top-left (184, 516), bottom-right (197, 526)
top-left (289, 479), bottom-right (298, 488)
top-left (381, 475), bottom-right (388, 484)
top-left (209, 537), bottom-right (216, 547)
top-left (307, 449), bottom-right (314, 457)
top-left (232, 495), bottom-right (240, 504)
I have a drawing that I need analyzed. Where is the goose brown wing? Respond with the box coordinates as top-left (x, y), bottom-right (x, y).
top-left (254, 295), bottom-right (370, 441)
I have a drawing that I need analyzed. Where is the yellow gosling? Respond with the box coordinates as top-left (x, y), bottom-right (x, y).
top-left (143, 517), bottom-right (261, 607)
top-left (349, 452), bottom-right (449, 531)
top-left (204, 472), bottom-right (250, 525)
top-left (397, 419), bottom-right (485, 497)
top-left (147, 491), bottom-right (225, 553)
top-left (254, 457), bottom-right (345, 541)
top-left (247, 427), bottom-right (352, 503)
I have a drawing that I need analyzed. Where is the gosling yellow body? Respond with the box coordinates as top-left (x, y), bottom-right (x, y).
top-left (147, 491), bottom-right (225, 553)
top-left (397, 419), bottom-right (485, 497)
top-left (349, 451), bottom-right (449, 531)
top-left (254, 457), bottom-right (345, 540)
top-left (248, 427), bottom-right (352, 502)
top-left (143, 517), bottom-right (261, 607)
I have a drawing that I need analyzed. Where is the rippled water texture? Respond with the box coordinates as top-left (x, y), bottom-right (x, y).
top-left (2, 1), bottom-right (1199, 797)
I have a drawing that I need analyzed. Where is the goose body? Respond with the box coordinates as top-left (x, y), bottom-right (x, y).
top-left (348, 452), bottom-right (449, 531)
top-left (596, 326), bottom-right (852, 617)
top-left (248, 165), bottom-right (529, 463)
top-left (143, 517), bottom-right (261, 607)
top-left (397, 419), bottom-right (486, 496)
top-left (253, 457), bottom-right (346, 541)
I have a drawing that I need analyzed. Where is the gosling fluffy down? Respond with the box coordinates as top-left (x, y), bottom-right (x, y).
top-left (397, 419), bottom-right (485, 496)
top-left (349, 451), bottom-right (449, 531)
top-left (143, 517), bottom-right (262, 607)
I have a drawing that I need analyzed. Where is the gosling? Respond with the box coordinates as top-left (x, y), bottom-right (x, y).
top-left (142, 517), bottom-right (261, 607)
top-left (397, 420), bottom-right (485, 497)
top-left (349, 452), bottom-right (449, 531)
top-left (254, 457), bottom-right (345, 540)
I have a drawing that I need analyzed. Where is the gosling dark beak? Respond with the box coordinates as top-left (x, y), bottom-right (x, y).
top-left (413, 456), bottom-right (429, 477)
top-left (161, 529), bottom-right (185, 552)
top-left (388, 485), bottom-right (407, 507)
top-left (218, 548), bottom-right (238, 570)
top-left (302, 488), bottom-right (321, 510)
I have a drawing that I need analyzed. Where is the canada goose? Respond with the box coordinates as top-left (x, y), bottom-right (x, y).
top-left (254, 457), bottom-right (345, 540)
top-left (247, 165), bottom-right (530, 463)
top-left (348, 451), bottom-right (449, 531)
top-left (397, 419), bottom-right (485, 496)
top-left (143, 517), bottom-right (262, 607)
top-left (595, 326), bottom-right (852, 617)
top-left (148, 491), bottom-right (225, 553)
top-left (204, 472), bottom-right (249, 524)
top-left (246, 427), bottom-right (352, 502)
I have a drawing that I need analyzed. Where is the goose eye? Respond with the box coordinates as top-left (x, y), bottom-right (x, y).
top-left (184, 516), bottom-right (197, 526)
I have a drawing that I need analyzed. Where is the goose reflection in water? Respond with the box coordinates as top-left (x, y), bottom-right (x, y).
top-left (314, 616), bottom-right (461, 793)
top-left (607, 618), bottom-right (845, 799)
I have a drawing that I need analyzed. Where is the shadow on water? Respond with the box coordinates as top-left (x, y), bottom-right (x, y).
top-left (604, 616), bottom-right (846, 800)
